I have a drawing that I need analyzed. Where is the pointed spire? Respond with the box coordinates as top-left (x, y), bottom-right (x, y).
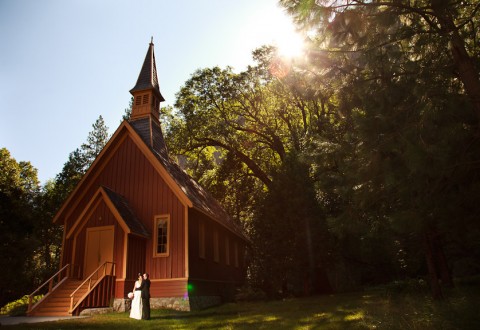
top-left (130, 40), bottom-right (165, 102)
top-left (129, 40), bottom-right (165, 121)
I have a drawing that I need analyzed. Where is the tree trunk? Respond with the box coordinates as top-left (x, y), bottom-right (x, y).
top-left (432, 234), bottom-right (454, 287)
top-left (304, 217), bottom-right (315, 296)
top-left (423, 232), bottom-right (444, 300)
top-left (432, 5), bottom-right (480, 125)
top-left (197, 138), bottom-right (273, 188)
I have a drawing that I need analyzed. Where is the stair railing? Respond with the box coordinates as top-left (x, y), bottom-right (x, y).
top-left (69, 261), bottom-right (116, 314)
top-left (27, 263), bottom-right (71, 313)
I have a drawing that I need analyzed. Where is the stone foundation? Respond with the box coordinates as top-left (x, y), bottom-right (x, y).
top-left (80, 307), bottom-right (114, 316)
top-left (150, 297), bottom-right (191, 311)
top-left (113, 295), bottom-right (221, 312)
top-left (113, 298), bottom-right (131, 312)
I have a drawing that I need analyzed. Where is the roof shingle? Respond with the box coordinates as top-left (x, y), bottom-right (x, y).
top-left (130, 41), bottom-right (165, 101)
top-left (102, 186), bottom-right (150, 238)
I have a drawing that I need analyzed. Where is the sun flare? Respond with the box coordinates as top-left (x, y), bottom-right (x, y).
top-left (238, 6), bottom-right (306, 66)
top-left (273, 22), bottom-right (305, 59)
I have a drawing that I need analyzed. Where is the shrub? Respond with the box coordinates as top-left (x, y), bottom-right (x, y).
top-left (0, 295), bottom-right (43, 316)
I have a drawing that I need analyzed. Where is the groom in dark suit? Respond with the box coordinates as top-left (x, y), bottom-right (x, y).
top-left (141, 273), bottom-right (151, 320)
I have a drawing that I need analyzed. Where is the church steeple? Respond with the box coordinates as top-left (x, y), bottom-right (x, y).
top-left (130, 40), bottom-right (165, 121)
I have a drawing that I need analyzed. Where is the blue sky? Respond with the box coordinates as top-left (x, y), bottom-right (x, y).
top-left (0, 0), bottom-right (301, 184)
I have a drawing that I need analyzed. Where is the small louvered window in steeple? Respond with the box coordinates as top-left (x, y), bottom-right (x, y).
top-left (142, 94), bottom-right (149, 105)
top-left (135, 96), bottom-right (141, 106)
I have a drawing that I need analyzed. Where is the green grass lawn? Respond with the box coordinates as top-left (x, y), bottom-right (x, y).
top-left (3, 285), bottom-right (480, 329)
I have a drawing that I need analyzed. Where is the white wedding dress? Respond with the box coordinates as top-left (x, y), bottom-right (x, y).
top-left (129, 280), bottom-right (143, 320)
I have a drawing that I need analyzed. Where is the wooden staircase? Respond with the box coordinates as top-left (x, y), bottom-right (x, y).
top-left (29, 279), bottom-right (85, 316)
top-left (28, 262), bottom-right (116, 316)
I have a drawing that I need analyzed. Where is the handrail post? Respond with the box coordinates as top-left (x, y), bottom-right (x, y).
top-left (27, 263), bottom-right (71, 315)
top-left (68, 261), bottom-right (116, 315)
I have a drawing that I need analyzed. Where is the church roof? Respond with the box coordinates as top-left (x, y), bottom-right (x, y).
top-left (129, 118), bottom-right (247, 240)
top-left (129, 40), bottom-right (165, 101)
top-left (102, 186), bottom-right (150, 238)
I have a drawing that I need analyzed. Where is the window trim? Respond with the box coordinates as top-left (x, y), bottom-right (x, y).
top-left (153, 214), bottom-right (170, 258)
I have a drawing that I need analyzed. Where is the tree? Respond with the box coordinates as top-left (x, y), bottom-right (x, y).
top-left (54, 115), bottom-right (110, 204)
top-left (281, 0), bottom-right (480, 124)
top-left (82, 115), bottom-right (109, 164)
top-left (280, 0), bottom-right (480, 298)
top-left (171, 46), bottom-right (345, 188)
top-left (0, 148), bottom-right (40, 306)
top-left (32, 180), bottom-right (63, 282)
top-left (249, 154), bottom-right (332, 297)
top-left (122, 96), bottom-right (133, 122)
top-left (169, 46), bottom-right (347, 295)
top-left (36, 115), bottom-right (111, 285)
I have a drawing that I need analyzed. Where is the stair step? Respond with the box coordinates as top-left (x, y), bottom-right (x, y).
top-left (46, 302), bottom-right (71, 307)
top-left (37, 307), bottom-right (69, 313)
top-left (28, 277), bottom-right (111, 317)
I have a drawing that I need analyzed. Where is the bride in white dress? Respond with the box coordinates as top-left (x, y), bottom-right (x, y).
top-left (129, 274), bottom-right (143, 320)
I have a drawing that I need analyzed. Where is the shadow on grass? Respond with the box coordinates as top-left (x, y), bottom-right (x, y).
top-left (3, 286), bottom-right (480, 329)
top-left (158, 310), bottom-right (242, 320)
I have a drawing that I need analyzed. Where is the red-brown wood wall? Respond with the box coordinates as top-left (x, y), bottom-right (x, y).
top-left (59, 128), bottom-right (247, 300)
top-left (71, 199), bottom-right (125, 278)
top-left (188, 209), bottom-right (247, 296)
top-left (61, 132), bottom-right (186, 284)
top-left (126, 235), bottom-right (146, 279)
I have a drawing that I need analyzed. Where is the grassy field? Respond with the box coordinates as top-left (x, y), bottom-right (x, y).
top-left (3, 285), bottom-right (479, 329)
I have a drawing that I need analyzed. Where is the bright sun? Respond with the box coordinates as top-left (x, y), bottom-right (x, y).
top-left (238, 6), bottom-right (305, 64)
top-left (272, 19), bottom-right (305, 59)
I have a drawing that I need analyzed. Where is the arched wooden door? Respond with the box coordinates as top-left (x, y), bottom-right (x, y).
top-left (84, 226), bottom-right (114, 278)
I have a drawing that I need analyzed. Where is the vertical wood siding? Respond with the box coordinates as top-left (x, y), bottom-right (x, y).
top-left (126, 235), bottom-right (146, 279)
top-left (70, 200), bottom-right (125, 278)
top-left (76, 275), bottom-right (116, 315)
top-left (188, 209), bottom-right (247, 291)
top-left (62, 134), bottom-right (186, 282)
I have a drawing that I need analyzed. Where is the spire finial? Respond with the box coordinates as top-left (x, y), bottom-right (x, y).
top-left (150, 36), bottom-right (153, 44)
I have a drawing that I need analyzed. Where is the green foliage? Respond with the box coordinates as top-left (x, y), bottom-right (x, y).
top-left (278, 0), bottom-right (480, 296)
top-left (54, 115), bottom-right (110, 205)
top-left (168, 46), bottom-right (349, 294)
top-left (0, 295), bottom-right (43, 316)
top-left (0, 116), bottom-right (110, 308)
top-left (0, 148), bottom-right (40, 306)
top-left (249, 154), bottom-right (332, 297)
top-left (122, 96), bottom-right (133, 122)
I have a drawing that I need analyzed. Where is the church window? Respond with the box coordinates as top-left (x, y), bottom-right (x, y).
top-left (154, 215), bottom-right (170, 257)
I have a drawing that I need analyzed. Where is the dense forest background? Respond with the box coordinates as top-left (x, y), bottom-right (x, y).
top-left (1, 0), bottom-right (479, 307)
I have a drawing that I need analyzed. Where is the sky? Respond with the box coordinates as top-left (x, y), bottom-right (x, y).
top-left (0, 0), bottom-right (303, 184)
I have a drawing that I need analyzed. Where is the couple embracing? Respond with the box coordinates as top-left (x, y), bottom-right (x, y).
top-left (130, 272), bottom-right (151, 320)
